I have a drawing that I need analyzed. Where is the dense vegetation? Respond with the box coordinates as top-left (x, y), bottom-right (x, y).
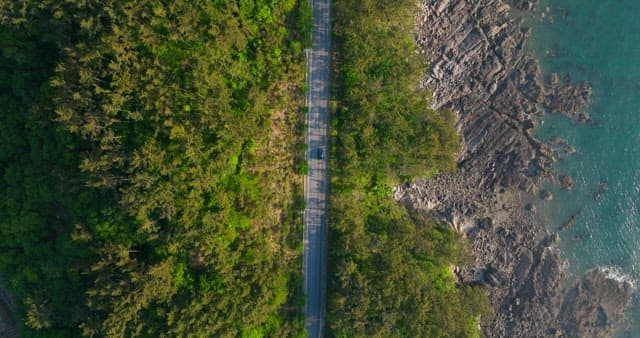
top-left (327, 0), bottom-right (491, 336)
top-left (0, 0), bottom-right (308, 336)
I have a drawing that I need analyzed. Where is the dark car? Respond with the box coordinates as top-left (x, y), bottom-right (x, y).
top-left (316, 148), bottom-right (324, 160)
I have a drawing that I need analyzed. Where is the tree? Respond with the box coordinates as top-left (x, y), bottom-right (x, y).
top-left (0, 0), bottom-right (308, 336)
top-left (327, 0), bottom-right (490, 336)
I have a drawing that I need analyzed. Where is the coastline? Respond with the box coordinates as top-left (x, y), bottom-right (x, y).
top-left (397, 0), bottom-right (635, 336)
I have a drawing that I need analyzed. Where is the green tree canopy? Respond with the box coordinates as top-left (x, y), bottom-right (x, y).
top-left (327, 0), bottom-right (491, 336)
top-left (0, 0), bottom-right (307, 336)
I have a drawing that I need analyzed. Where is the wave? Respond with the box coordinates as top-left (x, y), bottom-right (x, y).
top-left (598, 265), bottom-right (637, 290)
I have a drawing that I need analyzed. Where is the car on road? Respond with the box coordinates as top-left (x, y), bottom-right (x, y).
top-left (316, 148), bottom-right (324, 160)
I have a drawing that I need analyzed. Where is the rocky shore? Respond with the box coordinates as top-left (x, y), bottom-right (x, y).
top-left (395, 0), bottom-right (635, 337)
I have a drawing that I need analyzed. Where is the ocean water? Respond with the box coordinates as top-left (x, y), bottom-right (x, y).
top-left (525, 1), bottom-right (640, 335)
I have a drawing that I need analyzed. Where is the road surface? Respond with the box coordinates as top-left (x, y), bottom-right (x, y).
top-left (303, 0), bottom-right (331, 337)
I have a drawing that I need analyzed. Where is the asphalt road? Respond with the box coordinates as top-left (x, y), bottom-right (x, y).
top-left (303, 0), bottom-right (331, 337)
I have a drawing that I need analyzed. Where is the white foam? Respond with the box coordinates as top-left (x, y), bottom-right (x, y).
top-left (598, 266), bottom-right (637, 290)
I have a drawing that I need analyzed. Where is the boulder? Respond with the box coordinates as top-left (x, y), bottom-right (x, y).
top-left (559, 174), bottom-right (574, 190)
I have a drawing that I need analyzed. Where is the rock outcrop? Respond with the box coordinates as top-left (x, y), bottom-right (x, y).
top-left (396, 1), bottom-right (634, 337)
top-left (510, 0), bottom-right (538, 11)
top-left (559, 268), bottom-right (635, 337)
top-left (416, 0), bottom-right (591, 191)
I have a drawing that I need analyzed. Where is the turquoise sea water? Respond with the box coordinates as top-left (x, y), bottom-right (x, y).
top-left (526, 1), bottom-right (640, 335)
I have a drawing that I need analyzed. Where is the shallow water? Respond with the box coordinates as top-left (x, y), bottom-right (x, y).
top-left (525, 1), bottom-right (640, 335)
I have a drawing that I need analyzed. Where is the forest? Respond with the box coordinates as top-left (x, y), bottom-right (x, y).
top-left (0, 0), bottom-right (308, 336)
top-left (327, 0), bottom-right (492, 336)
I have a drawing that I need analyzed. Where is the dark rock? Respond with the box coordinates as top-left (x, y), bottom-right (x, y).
top-left (559, 208), bottom-right (581, 232)
top-left (559, 174), bottom-right (574, 190)
top-left (577, 112), bottom-right (591, 123)
top-left (524, 203), bottom-right (536, 212)
top-left (544, 81), bottom-right (593, 121)
top-left (540, 189), bottom-right (553, 201)
top-left (549, 135), bottom-right (565, 145)
top-left (483, 266), bottom-right (507, 287)
top-left (477, 217), bottom-right (493, 230)
top-left (549, 136), bottom-right (578, 160)
top-left (548, 72), bottom-right (560, 86)
top-left (510, 0), bottom-right (538, 11)
top-left (593, 181), bottom-right (609, 201)
top-left (513, 250), bottom-right (533, 286)
top-left (559, 268), bottom-right (635, 337)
